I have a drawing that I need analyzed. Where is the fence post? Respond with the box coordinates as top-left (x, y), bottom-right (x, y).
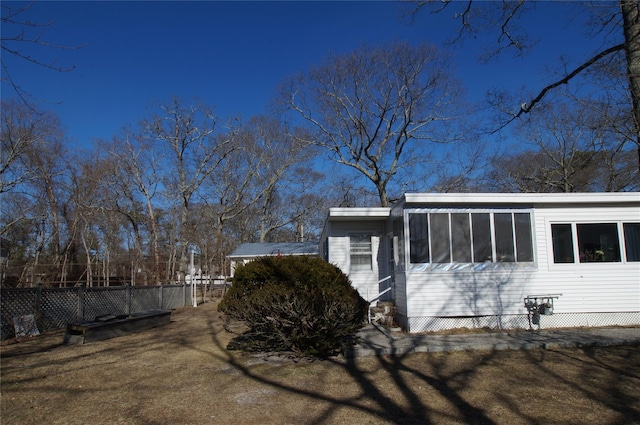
top-left (34, 284), bottom-right (43, 322)
top-left (158, 285), bottom-right (163, 310)
top-left (77, 286), bottom-right (85, 321)
top-left (126, 286), bottom-right (131, 315)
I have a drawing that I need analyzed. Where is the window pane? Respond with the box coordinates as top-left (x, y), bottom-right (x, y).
top-left (351, 243), bottom-right (371, 253)
top-left (472, 213), bottom-right (492, 262)
top-left (551, 224), bottom-right (574, 263)
top-left (494, 213), bottom-right (515, 262)
top-left (451, 213), bottom-right (472, 262)
top-left (623, 223), bottom-right (640, 262)
top-left (350, 235), bottom-right (372, 271)
top-left (577, 223), bottom-right (620, 263)
top-left (430, 213), bottom-right (451, 263)
top-left (514, 213), bottom-right (534, 262)
top-left (409, 214), bottom-right (429, 263)
top-left (350, 254), bottom-right (372, 271)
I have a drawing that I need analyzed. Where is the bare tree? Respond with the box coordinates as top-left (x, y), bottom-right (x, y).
top-left (196, 132), bottom-right (261, 276)
top-left (485, 102), bottom-right (638, 192)
top-left (430, 140), bottom-right (488, 193)
top-left (142, 97), bottom-right (234, 277)
top-left (198, 123), bottom-right (280, 257)
top-left (97, 132), bottom-right (164, 284)
top-left (282, 41), bottom-right (465, 206)
top-left (189, 115), bottom-right (323, 276)
top-left (237, 116), bottom-right (320, 242)
top-left (1, 2), bottom-right (83, 107)
top-left (1, 99), bottom-right (40, 195)
top-left (405, 0), bottom-right (640, 169)
top-left (0, 100), bottom-right (76, 286)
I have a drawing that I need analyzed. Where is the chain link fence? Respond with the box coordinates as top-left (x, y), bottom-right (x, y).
top-left (404, 311), bottom-right (640, 333)
top-left (1, 284), bottom-right (199, 340)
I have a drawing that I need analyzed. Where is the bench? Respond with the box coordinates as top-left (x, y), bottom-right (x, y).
top-left (63, 309), bottom-right (172, 344)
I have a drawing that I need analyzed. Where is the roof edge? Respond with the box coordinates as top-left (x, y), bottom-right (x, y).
top-left (328, 207), bottom-right (391, 218)
top-left (400, 192), bottom-right (640, 206)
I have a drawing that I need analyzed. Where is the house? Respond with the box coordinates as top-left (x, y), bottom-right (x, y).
top-left (228, 242), bottom-right (319, 277)
top-left (320, 192), bottom-right (640, 332)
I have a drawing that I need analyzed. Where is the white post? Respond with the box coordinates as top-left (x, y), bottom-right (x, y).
top-left (191, 250), bottom-right (197, 307)
top-left (367, 288), bottom-right (370, 323)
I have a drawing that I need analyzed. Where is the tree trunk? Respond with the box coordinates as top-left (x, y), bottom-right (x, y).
top-left (144, 198), bottom-right (161, 283)
top-left (620, 0), bottom-right (640, 170)
top-left (377, 182), bottom-right (390, 207)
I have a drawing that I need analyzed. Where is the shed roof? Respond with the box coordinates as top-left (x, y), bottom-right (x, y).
top-left (228, 242), bottom-right (319, 259)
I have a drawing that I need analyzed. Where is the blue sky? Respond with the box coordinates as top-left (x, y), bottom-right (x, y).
top-left (2, 1), bottom-right (605, 150)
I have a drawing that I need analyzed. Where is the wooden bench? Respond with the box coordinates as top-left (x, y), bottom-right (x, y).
top-left (63, 309), bottom-right (172, 344)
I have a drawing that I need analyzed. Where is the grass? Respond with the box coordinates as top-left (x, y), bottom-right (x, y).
top-left (1, 300), bottom-right (639, 425)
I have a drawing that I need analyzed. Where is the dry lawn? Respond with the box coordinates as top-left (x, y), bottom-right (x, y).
top-left (1, 300), bottom-right (639, 425)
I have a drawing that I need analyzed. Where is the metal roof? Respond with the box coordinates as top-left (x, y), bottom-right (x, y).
top-left (228, 242), bottom-right (319, 258)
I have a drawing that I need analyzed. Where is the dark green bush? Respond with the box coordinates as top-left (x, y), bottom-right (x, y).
top-left (218, 255), bottom-right (369, 356)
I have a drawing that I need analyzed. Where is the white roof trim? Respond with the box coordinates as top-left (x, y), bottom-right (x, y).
top-left (401, 192), bottom-right (640, 206)
top-left (328, 207), bottom-right (391, 219)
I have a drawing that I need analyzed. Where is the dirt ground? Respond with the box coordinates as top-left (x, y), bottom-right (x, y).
top-left (1, 300), bottom-right (639, 425)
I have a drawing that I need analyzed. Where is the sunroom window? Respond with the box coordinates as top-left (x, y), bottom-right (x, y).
top-left (409, 214), bottom-right (429, 263)
top-left (451, 213), bottom-right (472, 262)
top-left (472, 213), bottom-right (492, 262)
top-left (494, 213), bottom-right (515, 262)
top-left (408, 210), bottom-right (534, 265)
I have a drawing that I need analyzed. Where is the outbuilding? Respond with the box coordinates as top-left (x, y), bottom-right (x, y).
top-left (228, 242), bottom-right (319, 277)
top-left (320, 192), bottom-right (640, 332)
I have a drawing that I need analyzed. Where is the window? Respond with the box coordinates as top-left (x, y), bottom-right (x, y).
top-left (515, 213), bottom-right (534, 262)
top-left (350, 234), bottom-right (372, 272)
top-left (577, 223), bottom-right (620, 263)
top-left (407, 210), bottom-right (534, 265)
top-left (451, 213), bottom-right (472, 262)
top-left (624, 223), bottom-right (640, 262)
top-left (551, 224), bottom-right (574, 263)
top-left (472, 213), bottom-right (492, 262)
top-left (494, 213), bottom-right (515, 262)
top-left (409, 214), bottom-right (429, 263)
top-left (551, 222), bottom-right (640, 264)
top-left (431, 213), bottom-right (451, 263)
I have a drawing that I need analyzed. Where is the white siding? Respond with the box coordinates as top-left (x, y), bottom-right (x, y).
top-left (530, 206), bottom-right (640, 313)
top-left (324, 193), bottom-right (639, 332)
top-left (402, 204), bottom-right (640, 330)
top-left (326, 221), bottom-right (388, 300)
top-left (405, 269), bottom-right (533, 318)
top-left (327, 236), bottom-right (348, 275)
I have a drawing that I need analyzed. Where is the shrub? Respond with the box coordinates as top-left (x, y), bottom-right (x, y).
top-left (218, 255), bottom-right (369, 356)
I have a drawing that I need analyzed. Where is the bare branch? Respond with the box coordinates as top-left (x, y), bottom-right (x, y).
top-left (493, 43), bottom-right (625, 133)
top-left (1, 2), bottom-right (85, 108)
top-left (498, 0), bottom-right (527, 51)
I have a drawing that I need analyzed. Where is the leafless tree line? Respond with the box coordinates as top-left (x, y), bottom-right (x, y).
top-left (2, 2), bottom-right (638, 287)
top-left (0, 97), bottom-right (325, 287)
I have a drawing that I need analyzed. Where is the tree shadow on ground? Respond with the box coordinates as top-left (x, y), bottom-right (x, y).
top-left (2, 301), bottom-right (639, 424)
top-left (202, 310), bottom-right (640, 424)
